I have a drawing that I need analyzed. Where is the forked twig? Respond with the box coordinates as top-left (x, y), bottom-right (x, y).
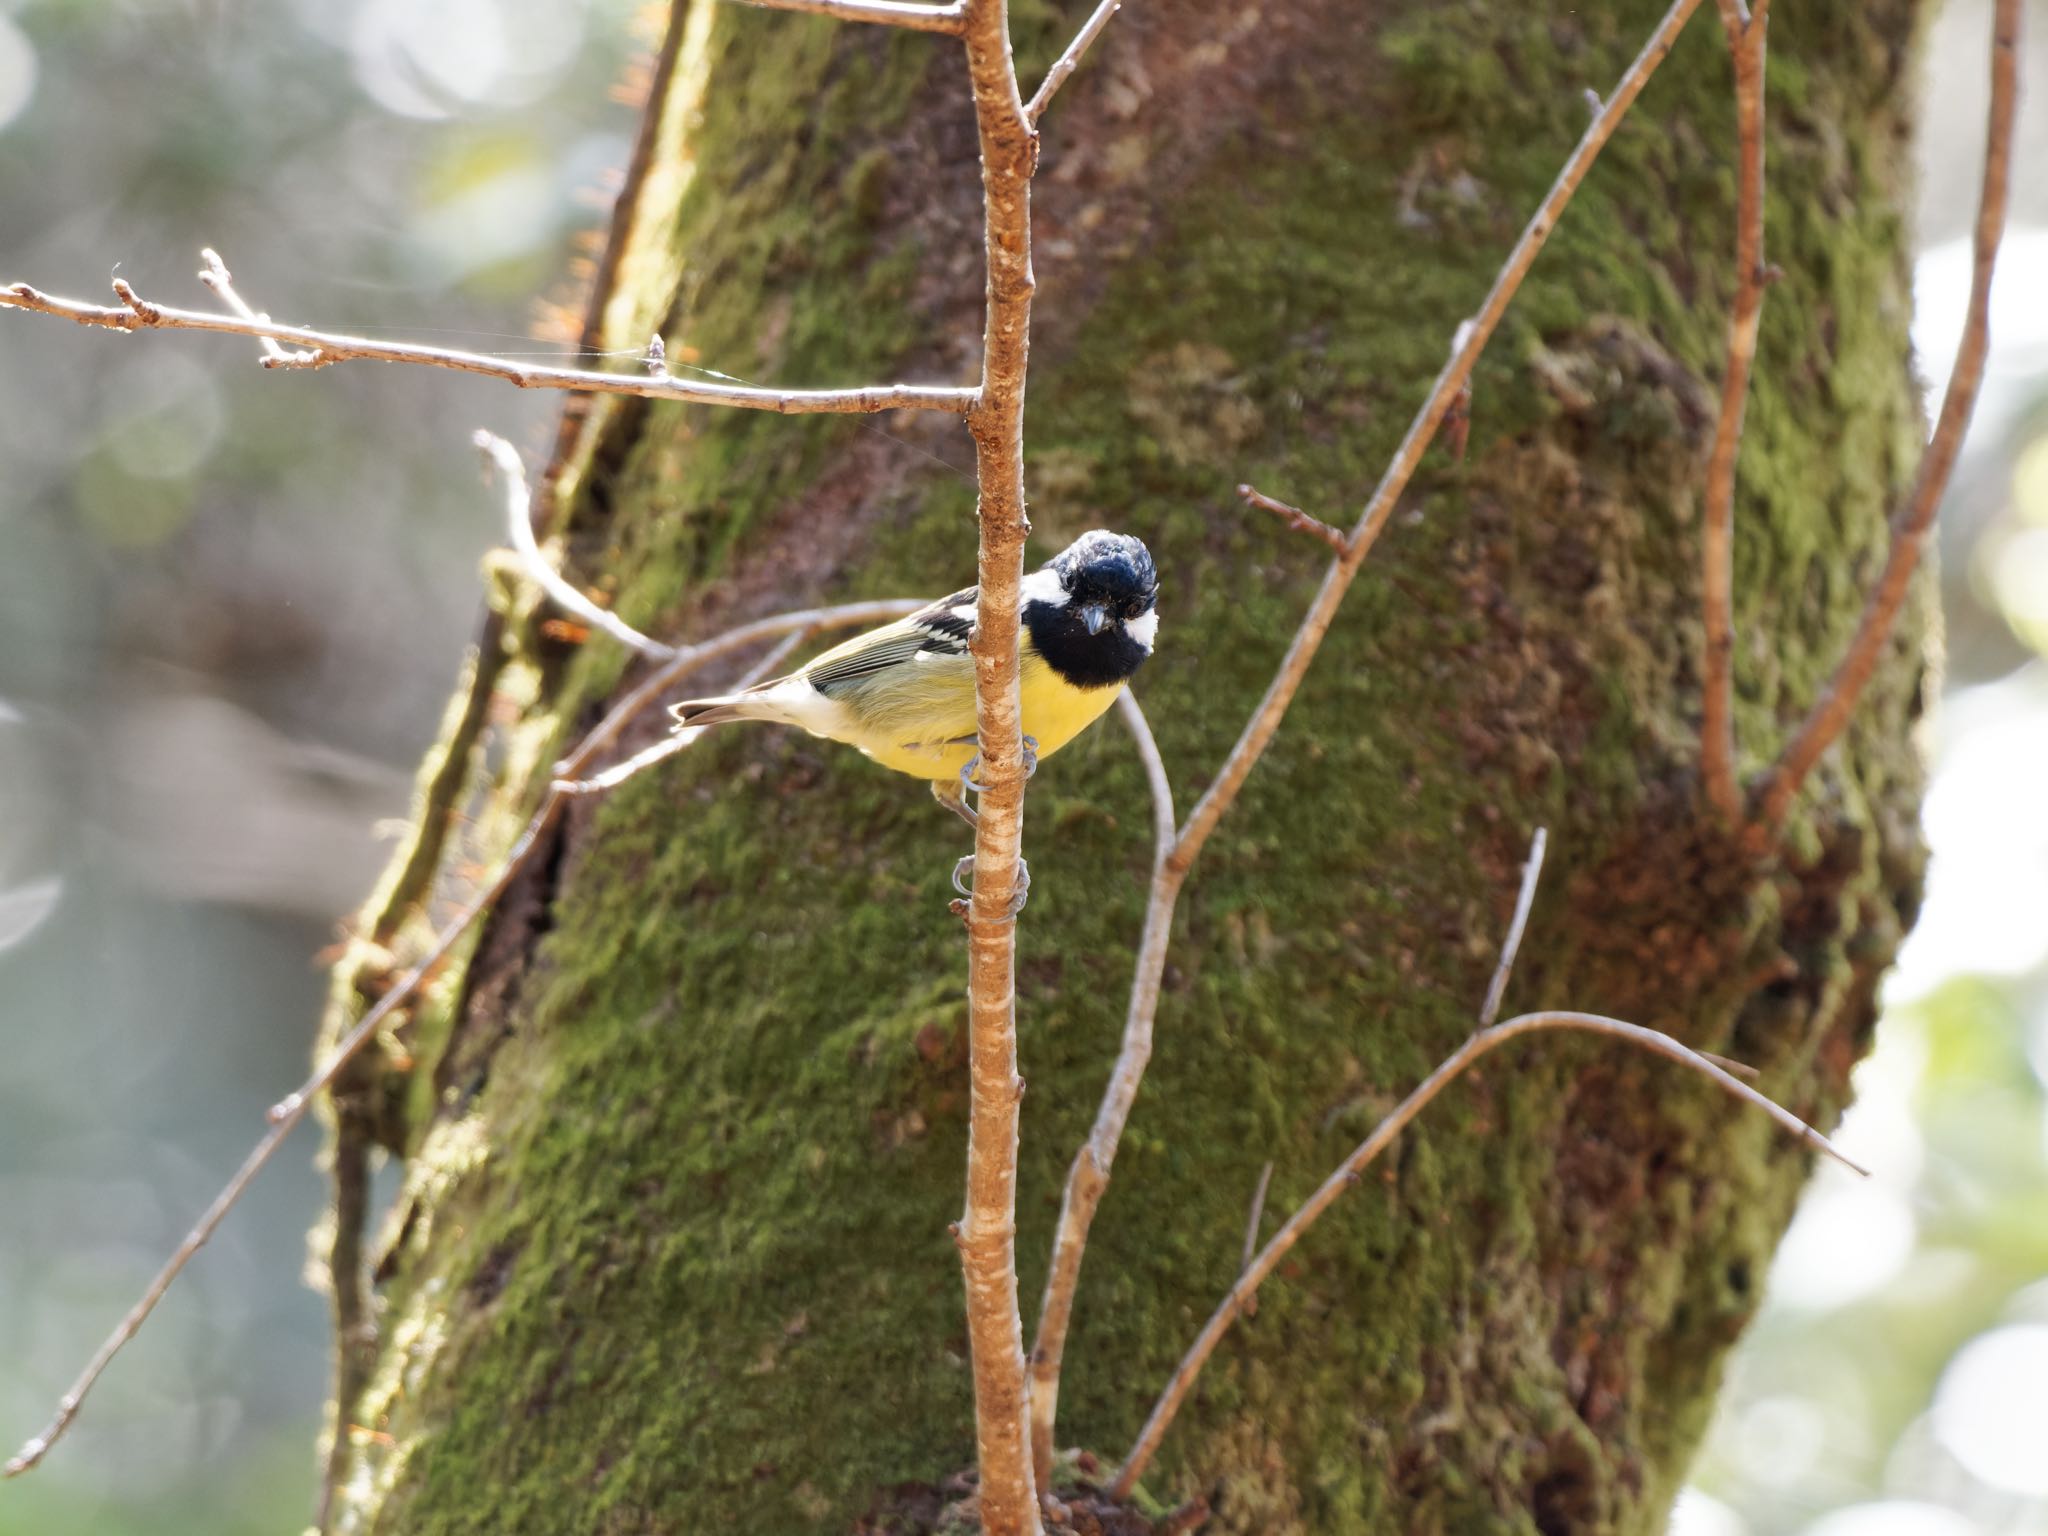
top-left (1698, 0), bottom-right (1772, 824)
top-left (197, 248), bottom-right (322, 368)
top-left (1028, 0), bottom-right (1708, 1480)
top-left (475, 431), bottom-right (675, 660)
top-left (0, 273), bottom-right (976, 416)
top-left (1025, 0), bottom-right (1123, 122)
top-left (1110, 1008), bottom-right (1866, 1498)
top-left (1746, 0), bottom-right (2019, 838)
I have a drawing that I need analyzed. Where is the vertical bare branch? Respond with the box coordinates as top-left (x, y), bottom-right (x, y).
top-left (952, 0), bottom-right (1046, 1526)
top-left (1699, 0), bottom-right (1772, 824)
top-left (1111, 1008), bottom-right (1868, 1499)
top-left (1748, 0), bottom-right (2020, 836)
top-left (1027, 0), bottom-right (1707, 1481)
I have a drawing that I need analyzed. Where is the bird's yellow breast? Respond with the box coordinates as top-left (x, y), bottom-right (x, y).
top-left (856, 653), bottom-right (1123, 781)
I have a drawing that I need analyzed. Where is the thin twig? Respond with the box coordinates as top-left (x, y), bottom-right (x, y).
top-left (0, 277), bottom-right (977, 416)
top-left (1748, 0), bottom-right (2020, 836)
top-left (1237, 484), bottom-right (1348, 556)
top-left (1027, 689), bottom-right (1176, 1486)
top-left (1237, 1161), bottom-right (1274, 1320)
top-left (1175, 0), bottom-right (1706, 871)
top-left (1479, 828), bottom-right (1547, 1027)
top-left (1699, 0), bottom-right (1772, 824)
top-left (1111, 1008), bottom-right (1867, 1498)
top-left (475, 431), bottom-right (674, 659)
top-left (729, 0), bottom-right (968, 31)
top-left (1698, 1050), bottom-right (1761, 1083)
top-left (196, 248), bottom-right (321, 367)
top-left (1024, 0), bottom-right (1122, 122)
top-left (1028, 0), bottom-right (1707, 1476)
top-left (953, 0), bottom-right (1046, 1525)
top-left (0, 598), bottom-right (901, 1479)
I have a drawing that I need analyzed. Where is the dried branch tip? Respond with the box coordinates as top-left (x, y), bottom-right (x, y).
top-left (1236, 484), bottom-right (1348, 556)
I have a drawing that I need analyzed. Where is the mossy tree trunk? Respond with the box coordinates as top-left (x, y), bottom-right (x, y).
top-left (321, 0), bottom-right (1931, 1530)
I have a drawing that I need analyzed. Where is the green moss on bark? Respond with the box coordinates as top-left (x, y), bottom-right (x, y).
top-left (323, 1), bottom-right (1932, 1531)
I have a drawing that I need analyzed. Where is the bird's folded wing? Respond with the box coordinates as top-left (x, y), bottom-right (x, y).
top-left (804, 586), bottom-right (977, 695)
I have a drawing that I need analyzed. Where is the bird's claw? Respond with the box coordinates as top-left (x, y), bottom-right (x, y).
top-left (959, 735), bottom-right (1039, 797)
top-left (951, 854), bottom-right (1030, 916)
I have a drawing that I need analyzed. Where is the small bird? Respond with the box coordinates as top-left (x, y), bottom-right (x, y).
top-left (670, 530), bottom-right (1158, 834)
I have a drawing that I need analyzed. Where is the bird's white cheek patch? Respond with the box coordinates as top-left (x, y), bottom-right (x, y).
top-left (1126, 609), bottom-right (1159, 649)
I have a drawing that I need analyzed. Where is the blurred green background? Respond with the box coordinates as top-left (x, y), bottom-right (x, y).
top-left (0, 2), bottom-right (2043, 1534)
top-left (0, 2), bottom-right (647, 1532)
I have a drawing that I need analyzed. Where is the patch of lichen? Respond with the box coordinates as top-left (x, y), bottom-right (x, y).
top-left (331, 0), bottom-right (1928, 1532)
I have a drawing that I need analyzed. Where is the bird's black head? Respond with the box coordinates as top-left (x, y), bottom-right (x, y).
top-left (1025, 530), bottom-right (1159, 689)
top-left (1047, 530), bottom-right (1158, 630)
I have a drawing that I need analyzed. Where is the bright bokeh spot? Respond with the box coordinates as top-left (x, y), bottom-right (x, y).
top-left (1672, 1488), bottom-right (1749, 1536)
top-left (0, 12), bottom-right (35, 133)
top-left (1930, 1324), bottom-right (2048, 1497)
top-left (1801, 1502), bottom-right (1978, 1536)
top-left (1887, 667), bottom-right (2048, 998)
top-left (1766, 1174), bottom-right (1918, 1312)
top-left (1913, 229), bottom-right (2048, 396)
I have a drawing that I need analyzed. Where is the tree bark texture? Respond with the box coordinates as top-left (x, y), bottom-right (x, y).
top-left (320, 0), bottom-right (1930, 1530)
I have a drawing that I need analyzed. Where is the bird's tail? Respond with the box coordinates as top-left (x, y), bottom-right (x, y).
top-left (668, 695), bottom-right (758, 730)
top-left (671, 673), bottom-right (811, 732)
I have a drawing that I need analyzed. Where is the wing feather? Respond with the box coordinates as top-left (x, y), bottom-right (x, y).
top-left (801, 585), bottom-right (977, 695)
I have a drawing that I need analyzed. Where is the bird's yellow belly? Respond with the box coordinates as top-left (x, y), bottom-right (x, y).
top-left (859, 658), bottom-right (1123, 781)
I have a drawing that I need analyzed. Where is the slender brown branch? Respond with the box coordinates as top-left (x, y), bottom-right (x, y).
top-left (729, 0), bottom-right (968, 31)
top-left (475, 431), bottom-right (675, 659)
top-left (1, 599), bottom-right (903, 1479)
top-left (1237, 484), bottom-right (1348, 556)
top-left (0, 277), bottom-right (977, 415)
top-left (1699, 0), bottom-right (1771, 824)
top-left (1027, 689), bottom-right (1176, 1486)
top-left (1176, 0), bottom-right (1705, 871)
top-left (1479, 827), bottom-right (1547, 1027)
top-left (1111, 1008), bottom-right (1867, 1499)
top-left (1024, 0), bottom-right (1122, 122)
top-left (953, 0), bottom-right (1045, 1525)
top-left (1748, 0), bottom-right (2019, 836)
top-left (1028, 0), bottom-right (1706, 1477)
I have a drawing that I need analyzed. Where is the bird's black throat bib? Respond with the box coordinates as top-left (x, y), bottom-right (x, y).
top-left (1024, 598), bottom-right (1151, 690)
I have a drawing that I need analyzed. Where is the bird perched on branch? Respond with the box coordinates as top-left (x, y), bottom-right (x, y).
top-left (670, 530), bottom-right (1158, 838)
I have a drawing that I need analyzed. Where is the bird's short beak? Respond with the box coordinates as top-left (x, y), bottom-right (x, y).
top-left (1081, 603), bottom-right (1108, 635)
